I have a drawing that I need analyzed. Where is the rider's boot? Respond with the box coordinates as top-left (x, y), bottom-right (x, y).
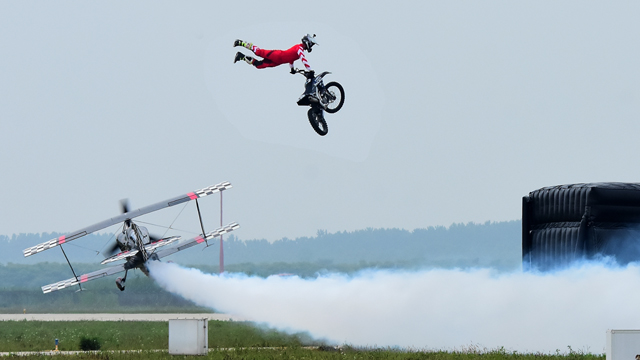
top-left (233, 39), bottom-right (253, 50)
top-left (234, 52), bottom-right (256, 66)
top-left (234, 52), bottom-right (245, 63)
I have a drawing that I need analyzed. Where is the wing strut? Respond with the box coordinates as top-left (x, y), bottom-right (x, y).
top-left (59, 245), bottom-right (82, 291)
top-left (195, 199), bottom-right (208, 246)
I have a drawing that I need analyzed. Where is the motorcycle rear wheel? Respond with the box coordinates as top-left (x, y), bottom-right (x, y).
top-left (323, 82), bottom-right (345, 114)
top-left (308, 107), bottom-right (328, 136)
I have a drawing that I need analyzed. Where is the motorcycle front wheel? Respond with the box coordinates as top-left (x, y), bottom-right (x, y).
top-left (322, 82), bottom-right (345, 114)
top-left (308, 107), bottom-right (328, 136)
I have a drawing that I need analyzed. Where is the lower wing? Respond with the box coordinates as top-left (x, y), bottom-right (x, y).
top-left (154, 222), bottom-right (239, 259)
top-left (99, 236), bottom-right (181, 265)
top-left (41, 264), bottom-right (126, 294)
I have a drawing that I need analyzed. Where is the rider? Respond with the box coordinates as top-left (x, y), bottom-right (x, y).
top-left (233, 34), bottom-right (318, 75)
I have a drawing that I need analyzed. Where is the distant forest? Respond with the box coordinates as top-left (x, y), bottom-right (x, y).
top-left (0, 221), bottom-right (521, 270)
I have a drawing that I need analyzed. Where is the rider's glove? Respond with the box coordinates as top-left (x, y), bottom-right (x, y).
top-left (290, 68), bottom-right (296, 75)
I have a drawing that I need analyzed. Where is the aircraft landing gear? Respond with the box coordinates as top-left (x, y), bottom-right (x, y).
top-left (116, 277), bottom-right (125, 291)
top-left (116, 270), bottom-right (128, 291)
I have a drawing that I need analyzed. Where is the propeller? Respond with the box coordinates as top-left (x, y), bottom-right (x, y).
top-left (104, 241), bottom-right (121, 257)
top-left (102, 199), bottom-right (166, 258)
top-left (120, 199), bottom-right (130, 214)
top-left (102, 199), bottom-right (132, 257)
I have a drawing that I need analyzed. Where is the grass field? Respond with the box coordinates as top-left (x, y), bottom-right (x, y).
top-left (0, 348), bottom-right (606, 360)
top-left (0, 320), bottom-right (321, 352)
top-left (0, 320), bottom-right (605, 360)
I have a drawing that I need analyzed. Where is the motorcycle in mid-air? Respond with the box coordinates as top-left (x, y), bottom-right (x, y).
top-left (294, 69), bottom-right (345, 136)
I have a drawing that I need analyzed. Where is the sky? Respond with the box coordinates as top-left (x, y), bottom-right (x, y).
top-left (1, 2), bottom-right (640, 241)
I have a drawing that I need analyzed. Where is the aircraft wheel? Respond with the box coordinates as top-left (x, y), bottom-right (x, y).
top-left (116, 277), bottom-right (125, 291)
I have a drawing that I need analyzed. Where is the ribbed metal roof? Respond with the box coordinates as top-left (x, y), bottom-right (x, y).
top-left (531, 182), bottom-right (640, 193)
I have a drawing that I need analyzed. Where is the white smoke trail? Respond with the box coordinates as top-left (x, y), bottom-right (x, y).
top-left (147, 261), bottom-right (640, 353)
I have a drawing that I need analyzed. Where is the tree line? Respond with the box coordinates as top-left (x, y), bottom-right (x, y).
top-left (0, 221), bottom-right (521, 313)
top-left (0, 221), bottom-right (521, 270)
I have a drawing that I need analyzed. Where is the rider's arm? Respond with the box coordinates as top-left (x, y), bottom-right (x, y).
top-left (297, 46), bottom-right (312, 71)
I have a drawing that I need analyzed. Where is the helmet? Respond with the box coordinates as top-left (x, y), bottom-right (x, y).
top-left (302, 34), bottom-right (318, 52)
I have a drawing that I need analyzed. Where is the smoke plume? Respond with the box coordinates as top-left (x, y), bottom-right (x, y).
top-left (148, 261), bottom-right (640, 353)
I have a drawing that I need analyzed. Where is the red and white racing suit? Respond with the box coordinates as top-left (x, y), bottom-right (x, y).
top-left (249, 43), bottom-right (311, 71)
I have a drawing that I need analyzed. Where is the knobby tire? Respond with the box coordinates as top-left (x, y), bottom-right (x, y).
top-left (323, 82), bottom-right (345, 114)
top-left (308, 107), bottom-right (328, 136)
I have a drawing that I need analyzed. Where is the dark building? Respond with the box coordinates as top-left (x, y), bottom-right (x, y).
top-left (522, 183), bottom-right (640, 270)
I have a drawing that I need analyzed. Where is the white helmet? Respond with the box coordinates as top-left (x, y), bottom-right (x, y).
top-left (302, 34), bottom-right (318, 52)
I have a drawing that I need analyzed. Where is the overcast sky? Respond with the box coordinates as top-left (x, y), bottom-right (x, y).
top-left (1, 2), bottom-right (639, 241)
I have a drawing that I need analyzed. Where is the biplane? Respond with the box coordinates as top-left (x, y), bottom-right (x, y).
top-left (23, 181), bottom-right (239, 293)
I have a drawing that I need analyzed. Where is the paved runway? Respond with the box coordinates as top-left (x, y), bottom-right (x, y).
top-left (0, 313), bottom-right (249, 322)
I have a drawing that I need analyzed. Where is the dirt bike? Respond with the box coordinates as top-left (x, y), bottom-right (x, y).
top-left (294, 69), bottom-right (345, 136)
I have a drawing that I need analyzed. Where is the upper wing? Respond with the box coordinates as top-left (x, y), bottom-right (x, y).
top-left (23, 182), bottom-right (232, 257)
top-left (41, 263), bottom-right (126, 294)
top-left (154, 222), bottom-right (240, 259)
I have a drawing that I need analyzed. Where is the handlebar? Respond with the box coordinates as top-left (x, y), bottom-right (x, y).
top-left (292, 68), bottom-right (315, 78)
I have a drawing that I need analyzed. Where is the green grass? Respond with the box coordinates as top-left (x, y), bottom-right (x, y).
top-left (0, 320), bottom-right (320, 352)
top-left (0, 348), bottom-right (606, 360)
top-left (0, 321), bottom-right (606, 360)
